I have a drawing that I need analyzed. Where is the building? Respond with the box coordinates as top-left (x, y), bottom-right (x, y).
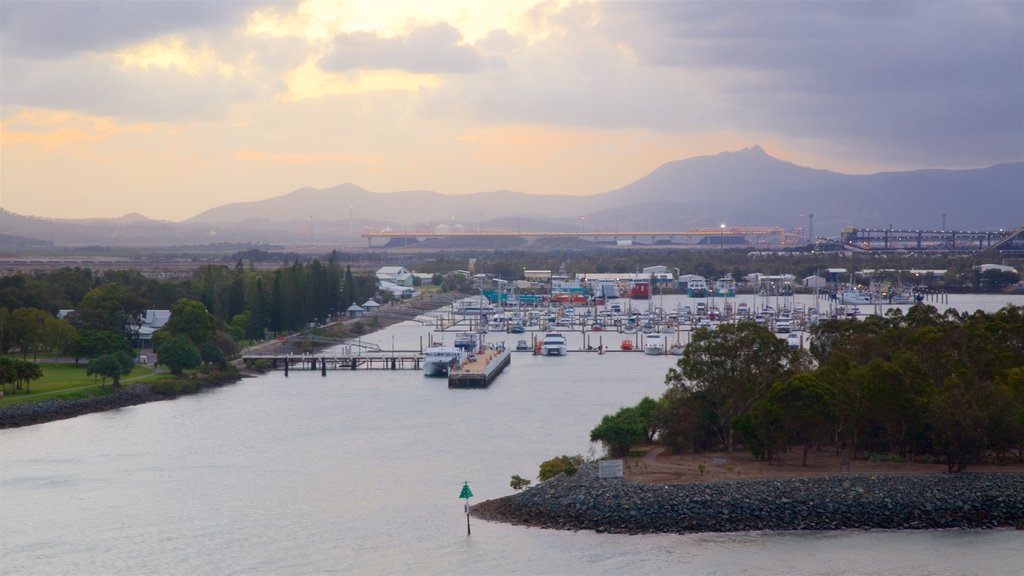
top-left (803, 275), bottom-right (828, 289)
top-left (376, 266), bottom-right (414, 287)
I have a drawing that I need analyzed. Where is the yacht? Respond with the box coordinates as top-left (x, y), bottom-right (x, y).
top-left (643, 334), bottom-right (666, 355)
top-left (540, 332), bottom-right (568, 356)
top-left (423, 346), bottom-right (464, 377)
top-left (453, 332), bottom-right (478, 352)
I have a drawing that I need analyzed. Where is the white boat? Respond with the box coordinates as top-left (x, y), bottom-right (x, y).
top-left (643, 334), bottom-right (665, 355)
top-left (540, 332), bottom-right (567, 356)
top-left (453, 332), bottom-right (478, 351)
top-left (423, 346), bottom-right (464, 377)
top-left (515, 339), bottom-right (530, 351)
top-left (713, 276), bottom-right (736, 297)
top-left (786, 333), bottom-right (800, 349)
top-left (668, 342), bottom-right (685, 356)
top-left (839, 290), bottom-right (874, 305)
top-left (687, 276), bottom-right (709, 298)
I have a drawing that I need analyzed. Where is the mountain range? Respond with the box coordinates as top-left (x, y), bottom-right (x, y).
top-left (2, 146), bottom-right (1020, 247)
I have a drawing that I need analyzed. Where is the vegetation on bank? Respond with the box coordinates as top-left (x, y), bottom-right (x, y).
top-left (0, 361), bottom-right (165, 406)
top-left (587, 304), bottom-right (1024, 473)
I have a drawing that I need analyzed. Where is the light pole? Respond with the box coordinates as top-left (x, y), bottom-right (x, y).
top-left (720, 224), bottom-right (725, 249)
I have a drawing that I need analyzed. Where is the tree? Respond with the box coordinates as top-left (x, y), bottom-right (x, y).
top-left (161, 298), bottom-right (216, 346)
top-left (157, 335), bottom-right (202, 376)
top-left (590, 407), bottom-right (645, 457)
top-left (76, 329), bottom-right (132, 361)
top-left (87, 352), bottom-right (134, 388)
top-left (764, 373), bottom-right (837, 466)
top-left (8, 307), bottom-right (51, 360)
top-left (666, 322), bottom-right (793, 451)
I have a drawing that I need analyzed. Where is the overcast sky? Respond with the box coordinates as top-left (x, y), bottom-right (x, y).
top-left (2, 0), bottom-right (1021, 221)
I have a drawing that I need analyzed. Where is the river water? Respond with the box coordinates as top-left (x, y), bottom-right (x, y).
top-left (2, 294), bottom-right (1022, 575)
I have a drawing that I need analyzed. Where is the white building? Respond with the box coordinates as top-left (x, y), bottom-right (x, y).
top-left (376, 266), bottom-right (414, 287)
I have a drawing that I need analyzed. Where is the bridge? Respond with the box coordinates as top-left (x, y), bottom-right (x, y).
top-left (840, 226), bottom-right (1022, 251)
top-left (362, 226), bottom-right (791, 247)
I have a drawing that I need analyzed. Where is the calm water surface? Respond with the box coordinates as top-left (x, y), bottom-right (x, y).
top-left (2, 294), bottom-right (1022, 575)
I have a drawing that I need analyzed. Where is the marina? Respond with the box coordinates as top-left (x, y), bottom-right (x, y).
top-left (2, 293), bottom-right (1021, 575)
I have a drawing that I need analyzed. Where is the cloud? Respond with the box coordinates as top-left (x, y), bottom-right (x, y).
top-left (418, 1), bottom-right (1023, 167)
top-left (0, 0), bottom-right (271, 58)
top-left (321, 23), bottom-right (502, 73)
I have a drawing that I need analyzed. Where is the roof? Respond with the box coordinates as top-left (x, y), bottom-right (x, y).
top-left (362, 299), bottom-right (380, 307)
top-left (346, 304), bottom-right (364, 311)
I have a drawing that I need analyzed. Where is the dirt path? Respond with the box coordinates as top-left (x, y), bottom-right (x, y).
top-left (626, 445), bottom-right (1024, 483)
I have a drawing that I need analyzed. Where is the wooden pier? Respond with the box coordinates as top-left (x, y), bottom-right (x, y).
top-left (448, 346), bottom-right (512, 388)
top-left (243, 352), bottom-right (423, 374)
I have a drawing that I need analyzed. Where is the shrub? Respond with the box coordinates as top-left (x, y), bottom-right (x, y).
top-left (538, 454), bottom-right (583, 481)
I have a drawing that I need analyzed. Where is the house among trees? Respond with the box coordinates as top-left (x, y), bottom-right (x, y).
top-left (376, 266), bottom-right (414, 287)
top-left (345, 303), bottom-right (364, 317)
top-left (361, 299), bottom-right (380, 313)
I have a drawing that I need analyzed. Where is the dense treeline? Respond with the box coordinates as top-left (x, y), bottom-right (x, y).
top-left (0, 252), bottom-right (380, 362)
top-left (592, 305), bottom-right (1024, 472)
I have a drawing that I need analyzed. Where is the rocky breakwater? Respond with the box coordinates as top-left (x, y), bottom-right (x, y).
top-left (472, 464), bottom-right (1024, 534)
top-left (0, 385), bottom-right (164, 429)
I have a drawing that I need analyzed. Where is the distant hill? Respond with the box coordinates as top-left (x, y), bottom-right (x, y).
top-left (3, 147), bottom-right (1021, 246)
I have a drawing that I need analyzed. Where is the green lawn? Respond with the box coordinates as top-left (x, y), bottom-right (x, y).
top-left (0, 362), bottom-right (168, 406)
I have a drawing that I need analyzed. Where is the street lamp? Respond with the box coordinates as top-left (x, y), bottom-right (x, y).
top-left (720, 224), bottom-right (725, 249)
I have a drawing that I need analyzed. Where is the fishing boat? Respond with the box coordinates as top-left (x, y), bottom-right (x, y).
top-left (423, 346), bottom-right (464, 377)
top-left (540, 332), bottom-right (568, 356)
top-left (643, 334), bottom-right (665, 355)
top-left (619, 339), bottom-right (634, 351)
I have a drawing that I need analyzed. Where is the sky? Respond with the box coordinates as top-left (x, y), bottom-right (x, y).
top-left (1, 0), bottom-right (1022, 221)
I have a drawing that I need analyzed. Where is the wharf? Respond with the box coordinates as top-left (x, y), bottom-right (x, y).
top-left (449, 345), bottom-right (512, 388)
top-left (242, 352), bottom-right (423, 373)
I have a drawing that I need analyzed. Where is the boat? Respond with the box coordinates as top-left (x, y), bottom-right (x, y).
top-left (787, 333), bottom-right (800, 349)
top-left (619, 339), bottom-right (634, 351)
top-left (686, 276), bottom-right (709, 298)
top-left (423, 346), bottom-right (464, 377)
top-left (540, 332), bottom-right (568, 356)
top-left (454, 301), bottom-right (497, 316)
top-left (713, 276), bottom-right (736, 297)
top-left (628, 281), bottom-right (651, 299)
top-left (668, 342), bottom-right (685, 356)
top-left (515, 339), bottom-right (530, 351)
top-left (643, 334), bottom-right (665, 355)
top-left (453, 332), bottom-right (478, 352)
top-left (590, 322), bottom-right (605, 331)
top-left (839, 290), bottom-right (873, 305)
top-left (736, 302), bottom-right (750, 317)
top-left (509, 323), bottom-right (525, 334)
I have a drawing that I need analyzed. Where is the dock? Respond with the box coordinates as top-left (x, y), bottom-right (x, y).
top-left (242, 353), bottom-right (423, 374)
top-left (448, 345), bottom-right (512, 388)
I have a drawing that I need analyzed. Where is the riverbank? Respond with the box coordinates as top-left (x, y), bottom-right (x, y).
top-left (472, 463), bottom-right (1024, 534)
top-left (1, 292), bottom-right (469, 428)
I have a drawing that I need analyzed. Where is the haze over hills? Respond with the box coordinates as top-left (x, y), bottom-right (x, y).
top-left (2, 147), bottom-right (1020, 247)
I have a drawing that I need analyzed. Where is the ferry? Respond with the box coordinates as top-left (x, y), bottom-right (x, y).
top-left (423, 346), bottom-right (464, 377)
top-left (713, 276), bottom-right (736, 297)
top-left (540, 332), bottom-right (568, 356)
top-left (686, 276), bottom-right (709, 298)
top-left (643, 334), bottom-right (665, 355)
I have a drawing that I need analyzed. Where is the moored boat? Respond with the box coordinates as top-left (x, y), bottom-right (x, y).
top-left (643, 334), bottom-right (665, 355)
top-left (620, 339), bottom-right (634, 351)
top-left (423, 346), bottom-right (464, 377)
top-left (540, 332), bottom-right (567, 356)
top-left (668, 342), bottom-right (685, 355)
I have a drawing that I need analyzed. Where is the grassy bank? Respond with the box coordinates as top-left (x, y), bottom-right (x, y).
top-left (0, 362), bottom-right (170, 407)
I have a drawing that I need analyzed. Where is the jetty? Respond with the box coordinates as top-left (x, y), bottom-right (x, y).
top-left (448, 345), bottom-right (511, 388)
top-left (242, 352), bottom-right (423, 373)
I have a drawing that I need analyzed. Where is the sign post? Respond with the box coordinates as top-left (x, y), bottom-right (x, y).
top-left (459, 481), bottom-right (474, 536)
